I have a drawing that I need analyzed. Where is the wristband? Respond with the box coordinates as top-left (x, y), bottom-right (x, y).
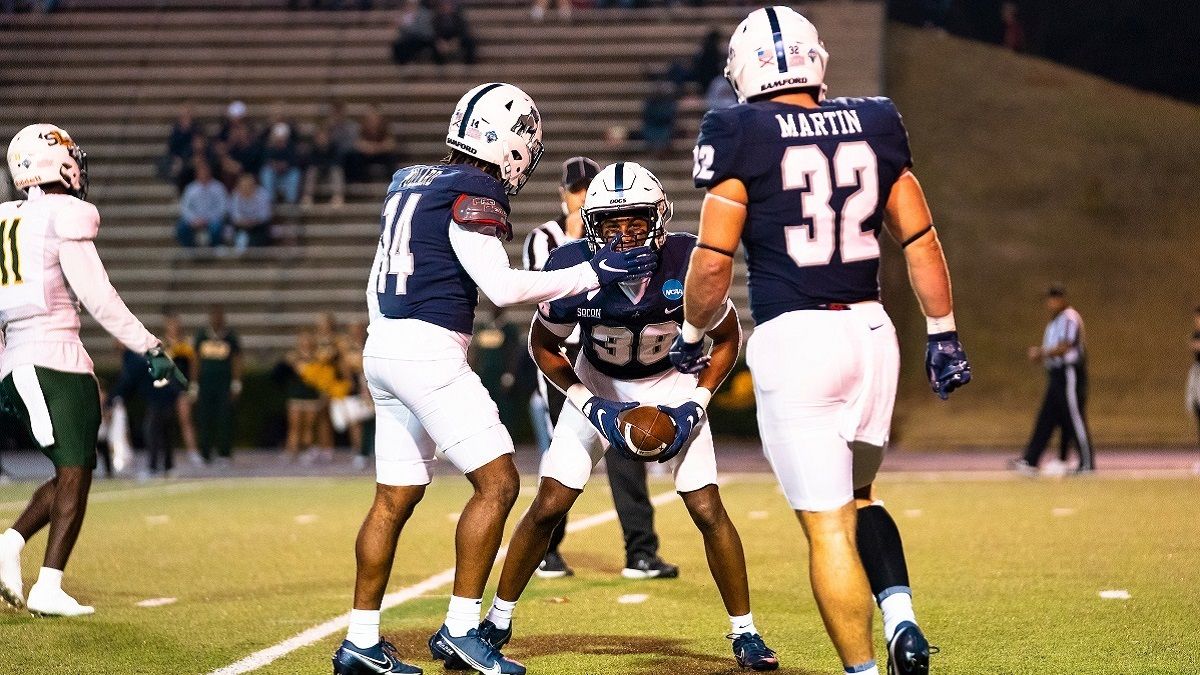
top-left (926, 313), bottom-right (956, 335)
top-left (690, 387), bottom-right (713, 408)
top-left (566, 383), bottom-right (593, 411)
top-left (681, 321), bottom-right (706, 344)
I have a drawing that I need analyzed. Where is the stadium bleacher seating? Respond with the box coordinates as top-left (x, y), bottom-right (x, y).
top-left (0, 0), bottom-right (883, 359)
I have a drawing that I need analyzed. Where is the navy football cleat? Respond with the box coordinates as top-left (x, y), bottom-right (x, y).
top-left (332, 639), bottom-right (422, 674)
top-left (887, 621), bottom-right (933, 675)
top-left (729, 633), bottom-right (779, 671)
top-left (428, 624), bottom-right (525, 674)
top-left (431, 620), bottom-right (513, 671)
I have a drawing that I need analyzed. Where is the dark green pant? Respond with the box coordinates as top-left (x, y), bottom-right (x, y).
top-left (195, 387), bottom-right (234, 459)
top-left (0, 366), bottom-right (101, 468)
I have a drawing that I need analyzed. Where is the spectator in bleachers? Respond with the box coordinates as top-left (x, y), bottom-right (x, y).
top-left (219, 100), bottom-right (251, 143)
top-left (230, 173), bottom-right (274, 252)
top-left (301, 125), bottom-right (347, 208)
top-left (172, 133), bottom-right (215, 195)
top-left (594, 0), bottom-right (635, 8)
top-left (259, 123), bottom-right (302, 204)
top-left (391, 0), bottom-right (437, 64)
top-left (530, 0), bottom-right (571, 23)
top-left (159, 103), bottom-right (197, 188)
top-left (326, 101), bottom-right (360, 164)
top-left (345, 105), bottom-right (398, 182)
top-left (688, 29), bottom-right (725, 89)
top-left (641, 78), bottom-right (677, 158)
top-left (217, 123), bottom-right (262, 184)
top-left (705, 74), bottom-right (738, 110)
top-left (177, 161), bottom-right (229, 248)
top-left (432, 0), bottom-right (478, 65)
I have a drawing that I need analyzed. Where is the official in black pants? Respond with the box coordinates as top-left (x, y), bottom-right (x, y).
top-left (1014, 287), bottom-right (1094, 473)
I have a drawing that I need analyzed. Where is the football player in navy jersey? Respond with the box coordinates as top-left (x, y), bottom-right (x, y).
top-left (475, 162), bottom-right (779, 672)
top-left (671, 8), bottom-right (971, 675)
top-left (333, 83), bottom-right (657, 675)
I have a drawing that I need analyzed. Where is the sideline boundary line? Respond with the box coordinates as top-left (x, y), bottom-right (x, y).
top-left (209, 487), bottom-right (686, 674)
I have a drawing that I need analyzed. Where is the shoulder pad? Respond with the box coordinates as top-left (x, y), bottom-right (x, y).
top-left (50, 196), bottom-right (100, 241)
top-left (452, 194), bottom-right (512, 242)
top-left (542, 239), bottom-right (589, 272)
top-left (694, 108), bottom-right (745, 189)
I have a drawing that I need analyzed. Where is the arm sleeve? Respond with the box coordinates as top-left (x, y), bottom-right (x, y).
top-left (448, 222), bottom-right (599, 307)
top-left (59, 240), bottom-right (159, 353)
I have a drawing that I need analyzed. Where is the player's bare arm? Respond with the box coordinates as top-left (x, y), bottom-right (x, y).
top-left (683, 178), bottom-right (749, 341)
top-left (695, 304), bottom-right (742, 397)
top-left (527, 316), bottom-right (581, 396)
top-left (884, 168), bottom-right (972, 399)
top-left (882, 169), bottom-right (952, 320)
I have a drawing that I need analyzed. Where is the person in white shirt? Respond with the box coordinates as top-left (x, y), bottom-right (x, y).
top-left (0, 124), bottom-right (185, 617)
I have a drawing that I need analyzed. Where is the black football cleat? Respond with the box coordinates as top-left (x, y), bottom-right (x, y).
top-left (887, 621), bottom-right (932, 675)
top-left (730, 632), bottom-right (779, 671)
top-left (534, 550), bottom-right (573, 578)
top-left (332, 639), bottom-right (422, 674)
top-left (621, 555), bottom-right (679, 579)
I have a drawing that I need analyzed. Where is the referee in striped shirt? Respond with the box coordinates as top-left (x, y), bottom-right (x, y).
top-left (1013, 286), bottom-right (1095, 474)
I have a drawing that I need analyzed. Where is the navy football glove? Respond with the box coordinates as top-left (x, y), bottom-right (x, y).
top-left (655, 401), bottom-right (705, 463)
top-left (590, 235), bottom-right (657, 286)
top-left (669, 334), bottom-right (710, 374)
top-left (926, 331), bottom-right (971, 400)
top-left (145, 344), bottom-right (188, 389)
top-left (581, 396), bottom-right (639, 459)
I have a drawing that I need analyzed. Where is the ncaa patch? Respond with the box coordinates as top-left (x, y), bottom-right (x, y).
top-left (662, 279), bottom-right (684, 301)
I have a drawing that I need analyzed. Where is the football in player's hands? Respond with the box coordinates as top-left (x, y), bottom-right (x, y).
top-left (617, 405), bottom-right (678, 461)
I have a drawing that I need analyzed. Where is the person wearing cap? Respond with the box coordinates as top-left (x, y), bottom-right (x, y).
top-left (1012, 286), bottom-right (1094, 474)
top-left (521, 157), bottom-right (678, 580)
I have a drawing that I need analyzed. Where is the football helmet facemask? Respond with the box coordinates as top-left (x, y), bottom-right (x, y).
top-left (445, 82), bottom-right (544, 195)
top-left (7, 123), bottom-right (89, 200)
top-left (581, 162), bottom-right (672, 254)
top-left (725, 6), bottom-right (828, 104)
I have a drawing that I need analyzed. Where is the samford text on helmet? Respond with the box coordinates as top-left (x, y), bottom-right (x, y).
top-left (445, 82), bottom-right (544, 195)
top-left (7, 124), bottom-right (89, 200)
top-left (581, 162), bottom-right (672, 253)
top-left (725, 6), bottom-right (828, 104)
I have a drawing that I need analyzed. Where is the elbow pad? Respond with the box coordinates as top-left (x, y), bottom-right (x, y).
top-left (452, 194), bottom-right (512, 242)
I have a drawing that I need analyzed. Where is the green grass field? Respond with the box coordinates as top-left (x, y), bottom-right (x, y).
top-left (1, 473), bottom-right (1196, 674)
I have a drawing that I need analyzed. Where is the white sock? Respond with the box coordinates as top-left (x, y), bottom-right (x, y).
top-left (845, 663), bottom-right (879, 675)
top-left (346, 608), bottom-right (381, 649)
top-left (485, 596), bottom-right (517, 631)
top-left (880, 592), bottom-right (916, 642)
top-left (445, 595), bottom-right (482, 637)
top-left (729, 612), bottom-right (758, 636)
top-left (1, 528), bottom-right (24, 552)
top-left (36, 567), bottom-right (63, 590)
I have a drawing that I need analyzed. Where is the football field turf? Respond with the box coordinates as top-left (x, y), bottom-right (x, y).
top-left (0, 472), bottom-right (1195, 674)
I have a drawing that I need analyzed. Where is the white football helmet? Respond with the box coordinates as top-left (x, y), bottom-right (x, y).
top-left (725, 6), bottom-right (828, 103)
top-left (445, 82), bottom-right (544, 195)
top-left (7, 123), bottom-right (89, 199)
top-left (581, 162), bottom-right (672, 253)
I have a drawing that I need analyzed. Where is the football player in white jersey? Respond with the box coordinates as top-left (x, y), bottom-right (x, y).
top-left (672, 8), bottom-right (970, 675)
top-left (0, 124), bottom-right (186, 617)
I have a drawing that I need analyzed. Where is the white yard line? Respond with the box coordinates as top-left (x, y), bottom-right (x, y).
top-left (0, 480), bottom-right (212, 511)
top-left (209, 487), bottom-right (685, 674)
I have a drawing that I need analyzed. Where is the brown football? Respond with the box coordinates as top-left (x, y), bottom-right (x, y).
top-left (617, 405), bottom-right (677, 461)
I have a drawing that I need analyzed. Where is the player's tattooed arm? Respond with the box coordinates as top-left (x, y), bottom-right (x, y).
top-left (682, 178), bottom-right (748, 344)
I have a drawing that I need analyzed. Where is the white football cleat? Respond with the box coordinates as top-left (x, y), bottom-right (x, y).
top-left (0, 541), bottom-right (23, 609)
top-left (26, 584), bottom-right (94, 617)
